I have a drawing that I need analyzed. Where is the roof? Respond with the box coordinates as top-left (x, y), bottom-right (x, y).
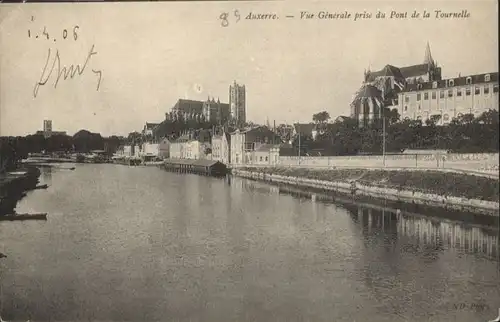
top-left (368, 63), bottom-right (431, 81)
top-left (353, 84), bottom-right (382, 100)
top-left (255, 144), bottom-right (277, 152)
top-left (367, 65), bottom-right (405, 81)
top-left (173, 134), bottom-right (191, 143)
top-left (335, 116), bottom-right (350, 122)
top-left (172, 99), bottom-right (204, 113)
top-left (212, 132), bottom-right (231, 143)
top-left (230, 125), bottom-right (269, 135)
top-left (145, 123), bottom-right (159, 130)
top-left (176, 99), bottom-right (204, 105)
top-left (399, 63), bottom-right (432, 78)
top-left (401, 72), bottom-right (498, 92)
top-left (164, 159), bottom-right (225, 167)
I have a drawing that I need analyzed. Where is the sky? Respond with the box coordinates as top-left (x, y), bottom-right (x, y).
top-left (0, 0), bottom-right (498, 137)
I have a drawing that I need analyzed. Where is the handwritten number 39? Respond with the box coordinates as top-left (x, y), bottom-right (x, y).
top-left (220, 10), bottom-right (240, 27)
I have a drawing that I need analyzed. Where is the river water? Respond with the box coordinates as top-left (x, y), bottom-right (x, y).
top-left (0, 164), bottom-right (499, 322)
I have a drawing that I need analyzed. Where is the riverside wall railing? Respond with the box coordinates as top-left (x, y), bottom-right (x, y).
top-left (230, 153), bottom-right (499, 178)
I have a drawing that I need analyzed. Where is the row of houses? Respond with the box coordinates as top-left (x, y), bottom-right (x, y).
top-left (114, 139), bottom-right (170, 161)
top-left (115, 124), bottom-right (308, 166)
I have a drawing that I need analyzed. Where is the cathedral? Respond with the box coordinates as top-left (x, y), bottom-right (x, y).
top-left (350, 43), bottom-right (442, 126)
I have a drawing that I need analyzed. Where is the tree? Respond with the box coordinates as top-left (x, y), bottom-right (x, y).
top-left (127, 132), bottom-right (142, 145)
top-left (383, 107), bottom-right (400, 125)
top-left (312, 111), bottom-right (330, 124)
top-left (292, 134), bottom-right (314, 155)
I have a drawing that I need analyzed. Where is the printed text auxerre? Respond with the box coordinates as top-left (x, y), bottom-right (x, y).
top-left (246, 12), bottom-right (279, 20)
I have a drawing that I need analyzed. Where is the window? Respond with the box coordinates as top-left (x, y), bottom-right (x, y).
top-left (432, 92), bottom-right (437, 99)
top-left (475, 87), bottom-right (481, 95)
top-left (259, 156), bottom-right (263, 161)
top-left (432, 82), bottom-right (438, 89)
top-left (417, 93), bottom-right (421, 101)
top-left (466, 88), bottom-right (471, 96)
top-left (484, 86), bottom-right (490, 94)
top-left (440, 91), bottom-right (445, 99)
top-left (424, 92), bottom-right (429, 100)
top-left (466, 77), bottom-right (472, 85)
top-left (404, 106), bottom-right (408, 112)
top-left (494, 85), bottom-right (499, 93)
top-left (448, 80), bottom-right (454, 87)
top-left (418, 105), bottom-right (421, 110)
top-left (448, 89), bottom-right (453, 97)
top-left (405, 96), bottom-right (409, 103)
top-left (485, 74), bottom-right (491, 82)
top-left (265, 156), bottom-right (268, 162)
top-left (457, 89), bottom-right (462, 97)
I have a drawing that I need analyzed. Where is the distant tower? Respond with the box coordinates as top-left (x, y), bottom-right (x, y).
top-left (43, 119), bottom-right (52, 139)
top-left (43, 120), bottom-right (52, 132)
top-left (229, 81), bottom-right (246, 124)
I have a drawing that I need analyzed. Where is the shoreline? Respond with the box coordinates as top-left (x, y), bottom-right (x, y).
top-left (231, 167), bottom-right (500, 217)
top-left (0, 166), bottom-right (41, 216)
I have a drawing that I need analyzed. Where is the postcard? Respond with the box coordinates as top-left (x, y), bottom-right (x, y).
top-left (0, 1), bottom-right (498, 322)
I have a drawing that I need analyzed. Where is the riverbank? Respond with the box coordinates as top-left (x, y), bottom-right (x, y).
top-left (232, 167), bottom-right (499, 216)
top-left (0, 166), bottom-right (41, 215)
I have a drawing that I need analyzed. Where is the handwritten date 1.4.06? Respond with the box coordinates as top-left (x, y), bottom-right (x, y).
top-left (28, 25), bottom-right (79, 42)
top-left (33, 44), bottom-right (103, 98)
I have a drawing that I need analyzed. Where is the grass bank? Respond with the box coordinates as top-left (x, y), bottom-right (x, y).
top-left (236, 167), bottom-right (499, 204)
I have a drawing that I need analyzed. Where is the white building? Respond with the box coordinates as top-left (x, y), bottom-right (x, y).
top-left (139, 143), bottom-right (159, 160)
top-left (169, 132), bottom-right (211, 160)
top-left (397, 72), bottom-right (499, 125)
top-left (158, 138), bottom-right (170, 159)
top-left (230, 126), bottom-right (280, 166)
top-left (251, 144), bottom-right (280, 166)
top-left (122, 145), bottom-right (133, 157)
top-left (211, 131), bottom-right (231, 164)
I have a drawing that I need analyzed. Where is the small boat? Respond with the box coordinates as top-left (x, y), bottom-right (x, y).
top-left (34, 184), bottom-right (49, 190)
top-left (0, 213), bottom-right (48, 221)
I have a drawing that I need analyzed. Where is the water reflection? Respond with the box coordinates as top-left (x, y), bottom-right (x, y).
top-left (240, 179), bottom-right (499, 261)
top-left (2, 168), bottom-right (499, 322)
top-left (40, 166), bottom-right (52, 185)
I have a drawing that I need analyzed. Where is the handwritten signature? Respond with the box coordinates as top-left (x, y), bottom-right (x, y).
top-left (33, 44), bottom-right (102, 98)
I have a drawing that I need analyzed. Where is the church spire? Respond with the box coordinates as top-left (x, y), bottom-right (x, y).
top-left (424, 41), bottom-right (434, 65)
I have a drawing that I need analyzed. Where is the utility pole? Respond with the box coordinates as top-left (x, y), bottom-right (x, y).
top-left (298, 123), bottom-right (301, 165)
top-left (382, 116), bottom-right (386, 167)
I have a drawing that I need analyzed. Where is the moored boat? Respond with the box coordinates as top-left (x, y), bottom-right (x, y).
top-left (0, 213), bottom-right (48, 221)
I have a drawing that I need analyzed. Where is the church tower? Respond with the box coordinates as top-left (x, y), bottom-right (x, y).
top-left (424, 41), bottom-right (434, 66)
top-left (424, 42), bottom-right (442, 81)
